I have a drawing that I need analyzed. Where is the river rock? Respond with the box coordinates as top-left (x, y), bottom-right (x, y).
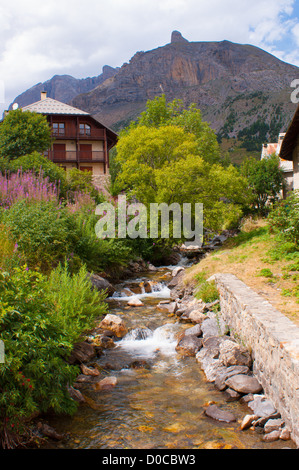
top-left (264, 418), bottom-right (284, 434)
top-left (98, 314), bottom-right (128, 338)
top-left (157, 301), bottom-right (177, 314)
top-left (127, 297), bottom-right (144, 307)
top-left (68, 341), bottom-right (96, 364)
top-left (68, 386), bottom-right (86, 403)
top-left (204, 404), bottom-right (236, 423)
top-left (219, 341), bottom-right (252, 368)
top-left (93, 376), bottom-right (118, 391)
top-left (262, 430), bottom-right (280, 442)
top-left (189, 310), bottom-right (207, 324)
top-left (92, 334), bottom-right (116, 349)
top-left (240, 414), bottom-right (258, 430)
top-left (37, 422), bottom-right (65, 441)
top-left (225, 374), bottom-right (263, 394)
top-left (184, 324), bottom-right (202, 337)
top-left (247, 394), bottom-right (277, 417)
top-left (176, 335), bottom-right (203, 357)
top-left (201, 317), bottom-right (220, 337)
top-left (224, 388), bottom-right (242, 401)
top-left (121, 288), bottom-right (134, 297)
top-left (280, 428), bottom-right (291, 440)
top-left (80, 364), bottom-right (100, 376)
top-left (142, 281), bottom-right (152, 293)
top-left (89, 273), bottom-right (115, 297)
top-left (214, 365), bottom-right (250, 391)
top-left (201, 359), bottom-right (227, 382)
top-left (172, 267), bottom-right (185, 277)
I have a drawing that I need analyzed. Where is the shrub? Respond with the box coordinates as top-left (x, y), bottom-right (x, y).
top-left (0, 264), bottom-right (107, 448)
top-left (46, 263), bottom-right (108, 343)
top-left (194, 272), bottom-right (219, 304)
top-left (195, 279), bottom-right (219, 303)
top-left (268, 190), bottom-right (299, 247)
top-left (0, 224), bottom-right (24, 271)
top-left (1, 199), bottom-right (76, 271)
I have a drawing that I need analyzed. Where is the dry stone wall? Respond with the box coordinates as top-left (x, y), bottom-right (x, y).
top-left (212, 273), bottom-right (299, 447)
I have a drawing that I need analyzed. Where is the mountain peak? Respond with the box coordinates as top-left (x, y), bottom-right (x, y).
top-left (171, 30), bottom-right (189, 44)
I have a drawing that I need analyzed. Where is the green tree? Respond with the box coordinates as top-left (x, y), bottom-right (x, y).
top-left (128, 95), bottom-right (221, 164)
top-left (0, 109), bottom-right (52, 160)
top-left (115, 122), bottom-right (249, 234)
top-left (241, 154), bottom-right (285, 214)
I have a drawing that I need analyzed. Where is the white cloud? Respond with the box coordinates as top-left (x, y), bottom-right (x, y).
top-left (0, 0), bottom-right (298, 113)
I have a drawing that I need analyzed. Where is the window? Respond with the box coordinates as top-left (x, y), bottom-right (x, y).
top-left (53, 122), bottom-right (65, 135)
top-left (79, 166), bottom-right (93, 173)
top-left (79, 123), bottom-right (91, 136)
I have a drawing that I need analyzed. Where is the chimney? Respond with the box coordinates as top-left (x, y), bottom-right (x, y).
top-left (41, 91), bottom-right (47, 101)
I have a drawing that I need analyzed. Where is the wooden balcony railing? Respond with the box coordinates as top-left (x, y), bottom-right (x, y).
top-left (48, 150), bottom-right (105, 163)
top-left (52, 128), bottom-right (105, 140)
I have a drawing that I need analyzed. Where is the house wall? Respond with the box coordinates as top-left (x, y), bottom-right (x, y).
top-left (293, 143), bottom-right (299, 191)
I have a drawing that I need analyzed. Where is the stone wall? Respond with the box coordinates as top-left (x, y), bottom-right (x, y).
top-left (212, 273), bottom-right (299, 447)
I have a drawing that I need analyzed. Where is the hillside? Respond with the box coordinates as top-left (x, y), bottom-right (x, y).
top-left (11, 31), bottom-right (299, 162)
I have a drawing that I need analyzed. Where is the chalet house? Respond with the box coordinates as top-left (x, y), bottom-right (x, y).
top-left (279, 104), bottom-right (299, 191)
top-left (21, 92), bottom-right (118, 191)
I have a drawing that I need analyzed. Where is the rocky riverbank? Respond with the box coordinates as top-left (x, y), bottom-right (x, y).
top-left (160, 267), bottom-right (293, 445)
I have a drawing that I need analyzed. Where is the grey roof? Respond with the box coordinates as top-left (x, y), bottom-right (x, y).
top-left (22, 97), bottom-right (89, 115)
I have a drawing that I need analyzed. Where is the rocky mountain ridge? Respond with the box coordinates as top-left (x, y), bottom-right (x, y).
top-left (11, 31), bottom-right (299, 159)
top-left (10, 65), bottom-right (119, 110)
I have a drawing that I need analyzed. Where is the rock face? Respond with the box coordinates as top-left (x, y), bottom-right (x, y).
top-left (171, 31), bottom-right (189, 44)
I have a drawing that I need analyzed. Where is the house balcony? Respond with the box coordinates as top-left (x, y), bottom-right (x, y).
top-left (48, 150), bottom-right (105, 163)
top-left (51, 128), bottom-right (105, 140)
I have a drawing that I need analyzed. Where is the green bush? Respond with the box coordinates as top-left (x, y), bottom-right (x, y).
top-left (1, 199), bottom-right (78, 271)
top-left (194, 272), bottom-right (219, 304)
top-left (0, 264), bottom-right (107, 448)
top-left (268, 190), bottom-right (299, 247)
top-left (46, 262), bottom-right (108, 343)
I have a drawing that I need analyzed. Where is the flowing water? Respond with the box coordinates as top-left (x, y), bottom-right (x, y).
top-left (44, 265), bottom-right (296, 450)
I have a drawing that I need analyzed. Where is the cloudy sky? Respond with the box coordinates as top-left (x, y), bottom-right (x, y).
top-left (1, 0), bottom-right (299, 114)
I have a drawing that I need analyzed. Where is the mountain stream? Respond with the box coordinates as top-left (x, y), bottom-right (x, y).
top-left (43, 261), bottom-right (294, 450)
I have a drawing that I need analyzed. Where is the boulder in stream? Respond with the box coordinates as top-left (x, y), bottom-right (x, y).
top-left (204, 404), bottom-right (236, 423)
top-left (98, 314), bottom-right (128, 338)
top-left (127, 297), bottom-right (144, 307)
top-left (88, 273), bottom-right (115, 297)
top-left (93, 376), bottom-right (118, 391)
top-left (68, 341), bottom-right (97, 365)
top-left (176, 335), bottom-right (203, 357)
top-left (225, 374), bottom-right (263, 394)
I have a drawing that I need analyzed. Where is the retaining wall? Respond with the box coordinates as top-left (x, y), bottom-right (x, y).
top-left (212, 273), bottom-right (299, 447)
